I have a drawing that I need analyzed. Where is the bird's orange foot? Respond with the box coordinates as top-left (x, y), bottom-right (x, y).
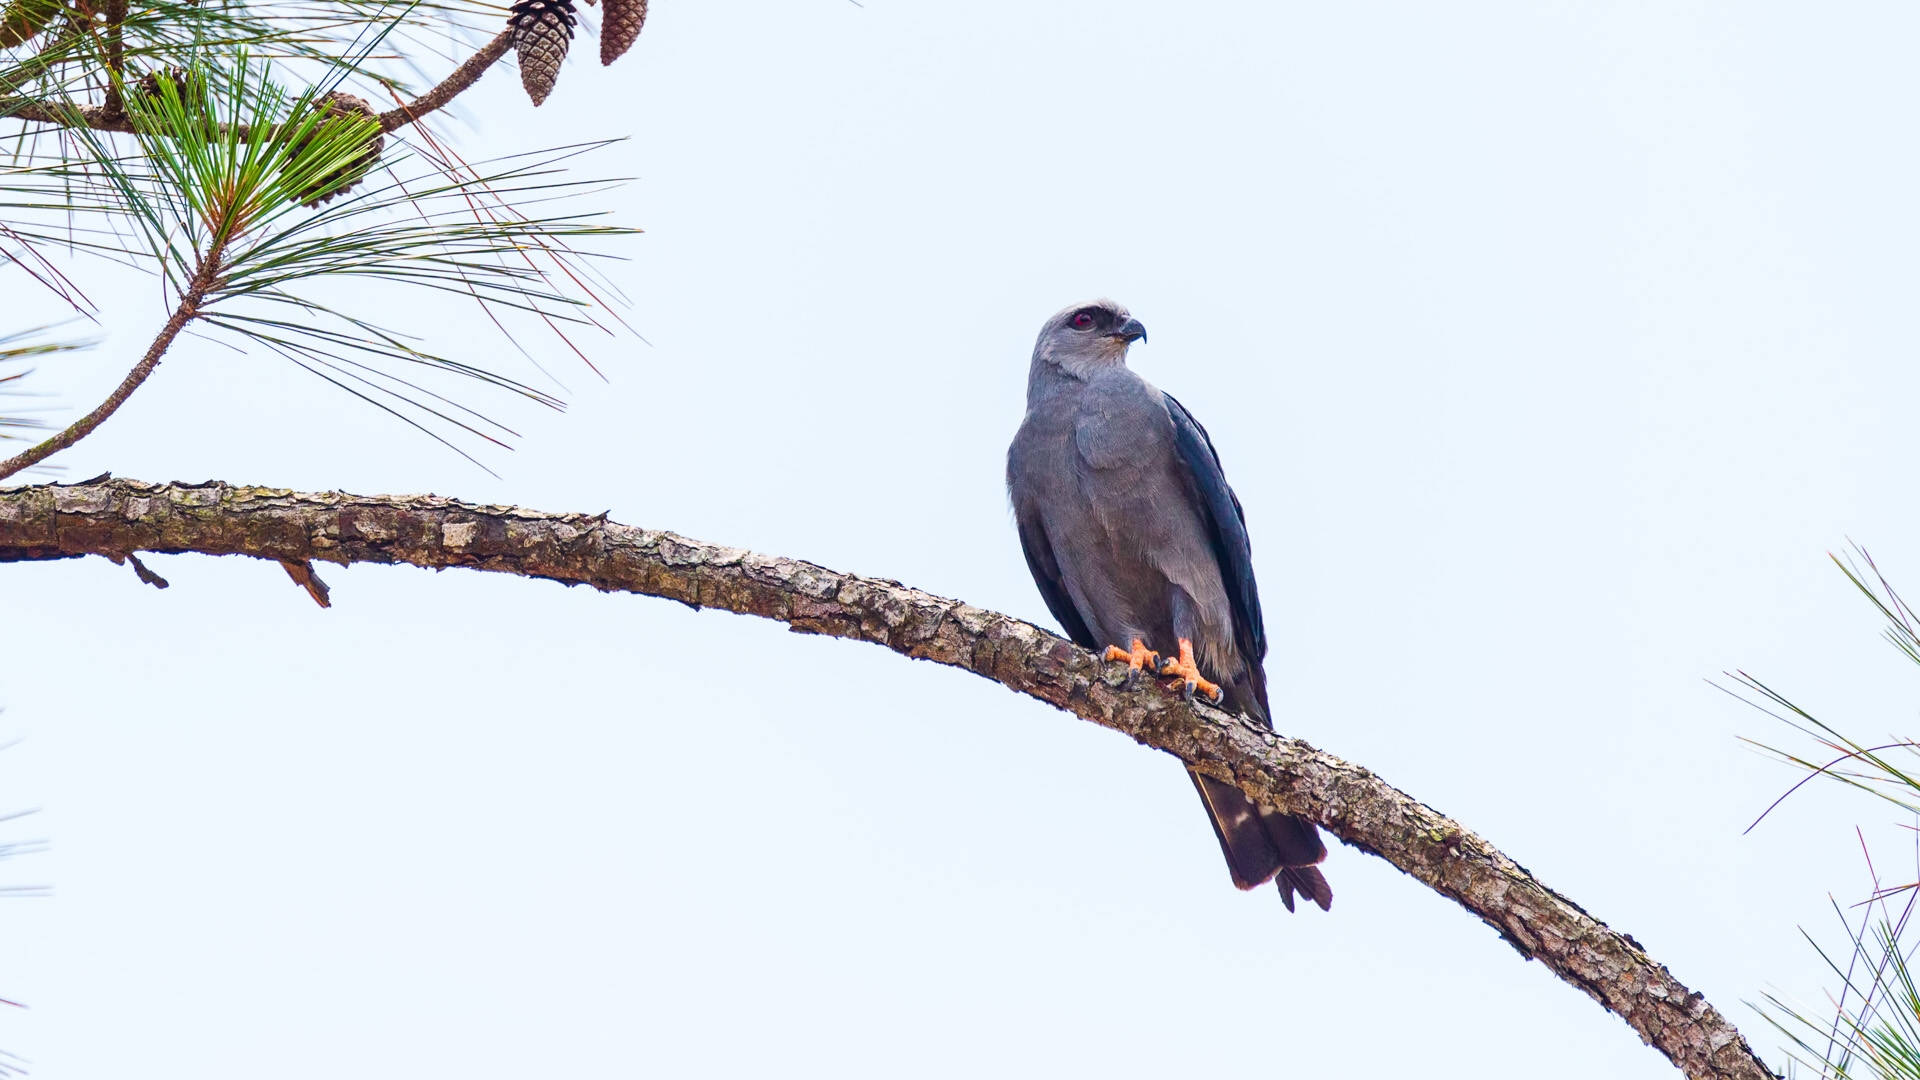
top-left (1162, 638), bottom-right (1223, 703)
top-left (1102, 638), bottom-right (1160, 685)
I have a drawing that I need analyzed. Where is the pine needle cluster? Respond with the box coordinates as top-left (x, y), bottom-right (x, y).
top-left (0, 0), bottom-right (641, 472)
top-left (1728, 549), bottom-right (1920, 1079)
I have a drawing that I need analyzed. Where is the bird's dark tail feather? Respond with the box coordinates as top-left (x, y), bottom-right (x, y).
top-left (1277, 866), bottom-right (1333, 913)
top-left (1188, 770), bottom-right (1332, 912)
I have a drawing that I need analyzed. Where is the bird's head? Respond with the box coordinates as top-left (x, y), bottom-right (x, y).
top-left (1033, 299), bottom-right (1148, 378)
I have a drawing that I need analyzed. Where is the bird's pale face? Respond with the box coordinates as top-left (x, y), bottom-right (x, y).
top-left (1034, 299), bottom-right (1149, 378)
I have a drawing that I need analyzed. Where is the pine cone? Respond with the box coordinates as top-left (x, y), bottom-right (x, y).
top-left (510, 0), bottom-right (575, 107)
top-left (598, 0), bottom-right (644, 66)
top-left (131, 66), bottom-right (202, 106)
top-left (296, 91), bottom-right (384, 208)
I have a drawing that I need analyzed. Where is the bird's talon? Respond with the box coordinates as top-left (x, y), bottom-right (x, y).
top-left (1161, 638), bottom-right (1223, 703)
top-left (1102, 639), bottom-right (1160, 677)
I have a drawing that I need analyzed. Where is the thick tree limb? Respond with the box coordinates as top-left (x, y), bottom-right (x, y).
top-left (0, 478), bottom-right (1779, 1080)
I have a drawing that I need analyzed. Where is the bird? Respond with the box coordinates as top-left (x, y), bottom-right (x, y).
top-left (1006, 298), bottom-right (1332, 912)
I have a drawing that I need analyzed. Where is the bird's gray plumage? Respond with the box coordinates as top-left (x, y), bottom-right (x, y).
top-left (1007, 299), bottom-right (1331, 911)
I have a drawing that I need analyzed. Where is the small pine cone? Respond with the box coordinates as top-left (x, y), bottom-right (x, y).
top-left (298, 91), bottom-right (384, 208)
top-left (598, 0), bottom-right (644, 66)
top-left (132, 66), bottom-right (201, 105)
top-left (510, 0), bottom-right (575, 107)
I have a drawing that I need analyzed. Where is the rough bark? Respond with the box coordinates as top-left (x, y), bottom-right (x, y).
top-left (0, 478), bottom-right (1779, 1080)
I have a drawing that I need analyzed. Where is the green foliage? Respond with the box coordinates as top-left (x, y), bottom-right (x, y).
top-left (1, 0), bottom-right (499, 120)
top-left (0, 325), bottom-right (91, 452)
top-left (1, 0), bottom-right (636, 467)
top-left (1733, 550), bottom-right (1920, 1079)
top-left (1737, 552), bottom-right (1920, 822)
top-left (1759, 910), bottom-right (1920, 1080)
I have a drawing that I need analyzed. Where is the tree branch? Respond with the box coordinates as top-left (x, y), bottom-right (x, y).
top-left (0, 96), bottom-right (139, 133)
top-left (376, 29), bottom-right (512, 135)
top-left (0, 478), bottom-right (1781, 1080)
top-left (0, 226), bottom-right (238, 481)
top-left (0, 29), bottom-right (513, 136)
top-left (102, 0), bottom-right (129, 118)
top-left (0, 29), bottom-right (518, 477)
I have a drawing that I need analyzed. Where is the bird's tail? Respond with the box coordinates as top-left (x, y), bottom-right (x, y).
top-left (1188, 770), bottom-right (1332, 912)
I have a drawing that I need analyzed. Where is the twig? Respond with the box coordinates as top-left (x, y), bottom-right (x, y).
top-left (102, 0), bottom-right (128, 117)
top-left (0, 30), bottom-right (514, 138)
top-left (0, 250), bottom-right (225, 481)
top-left (277, 557), bottom-right (330, 607)
top-left (0, 478), bottom-right (1785, 1080)
top-left (125, 550), bottom-right (166, 588)
top-left (376, 30), bottom-right (512, 135)
top-left (0, 285), bottom-right (200, 481)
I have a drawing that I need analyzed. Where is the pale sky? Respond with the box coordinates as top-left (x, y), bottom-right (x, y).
top-left (8, 2), bottom-right (1920, 1076)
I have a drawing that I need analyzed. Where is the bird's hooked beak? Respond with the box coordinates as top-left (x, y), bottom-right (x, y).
top-left (1114, 317), bottom-right (1148, 345)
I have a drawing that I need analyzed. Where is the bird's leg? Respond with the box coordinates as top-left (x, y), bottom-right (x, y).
top-left (1102, 638), bottom-right (1160, 687)
top-left (1162, 638), bottom-right (1223, 703)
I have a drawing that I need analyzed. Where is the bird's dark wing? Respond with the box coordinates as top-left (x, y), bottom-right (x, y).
top-left (1164, 392), bottom-right (1326, 899)
top-left (1013, 505), bottom-right (1098, 652)
top-left (1163, 392), bottom-right (1268, 706)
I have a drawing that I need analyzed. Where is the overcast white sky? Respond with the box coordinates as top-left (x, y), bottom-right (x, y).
top-left (8, 1), bottom-right (1920, 1076)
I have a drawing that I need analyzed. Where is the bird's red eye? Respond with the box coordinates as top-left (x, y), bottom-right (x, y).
top-left (1072, 312), bottom-right (1095, 329)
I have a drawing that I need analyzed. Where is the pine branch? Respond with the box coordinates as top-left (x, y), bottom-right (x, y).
top-left (375, 28), bottom-right (509, 134)
top-left (0, 29), bottom-right (513, 137)
top-left (0, 477), bottom-right (1784, 1080)
top-left (0, 71), bottom-right (631, 473)
top-left (0, 256), bottom-right (221, 481)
